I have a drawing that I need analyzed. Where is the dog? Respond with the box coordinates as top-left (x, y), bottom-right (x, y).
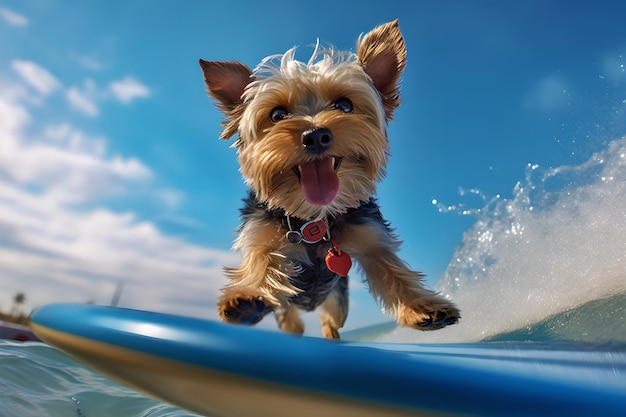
top-left (199, 20), bottom-right (460, 339)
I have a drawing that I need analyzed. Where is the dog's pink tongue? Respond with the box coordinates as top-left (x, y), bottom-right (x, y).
top-left (300, 158), bottom-right (339, 205)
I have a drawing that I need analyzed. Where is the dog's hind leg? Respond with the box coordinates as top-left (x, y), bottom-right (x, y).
top-left (319, 277), bottom-right (349, 339)
top-left (275, 304), bottom-right (305, 335)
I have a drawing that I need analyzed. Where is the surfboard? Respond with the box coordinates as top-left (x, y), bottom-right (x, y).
top-left (29, 304), bottom-right (626, 417)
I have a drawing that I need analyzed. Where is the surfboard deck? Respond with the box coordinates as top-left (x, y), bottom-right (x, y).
top-left (30, 304), bottom-right (626, 417)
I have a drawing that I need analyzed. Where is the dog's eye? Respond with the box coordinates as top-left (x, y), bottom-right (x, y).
top-left (270, 107), bottom-right (290, 123)
top-left (331, 97), bottom-right (353, 113)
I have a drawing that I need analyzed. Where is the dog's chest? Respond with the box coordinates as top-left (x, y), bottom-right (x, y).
top-left (287, 245), bottom-right (342, 311)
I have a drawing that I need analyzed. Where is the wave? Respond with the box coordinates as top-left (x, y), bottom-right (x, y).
top-left (487, 292), bottom-right (626, 344)
top-left (376, 136), bottom-right (626, 344)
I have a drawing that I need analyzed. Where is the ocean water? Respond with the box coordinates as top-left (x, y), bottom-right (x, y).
top-left (1, 138), bottom-right (625, 416)
top-left (381, 135), bottom-right (626, 344)
top-left (0, 341), bottom-right (200, 417)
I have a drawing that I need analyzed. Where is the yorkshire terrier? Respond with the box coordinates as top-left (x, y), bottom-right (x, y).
top-left (200, 20), bottom-right (460, 339)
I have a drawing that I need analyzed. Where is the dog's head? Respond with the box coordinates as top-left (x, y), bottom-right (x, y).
top-left (200, 20), bottom-right (406, 220)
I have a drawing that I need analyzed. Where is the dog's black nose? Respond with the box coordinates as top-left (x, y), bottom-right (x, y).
top-left (302, 128), bottom-right (333, 154)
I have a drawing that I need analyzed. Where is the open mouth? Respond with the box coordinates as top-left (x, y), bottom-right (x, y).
top-left (293, 157), bottom-right (342, 206)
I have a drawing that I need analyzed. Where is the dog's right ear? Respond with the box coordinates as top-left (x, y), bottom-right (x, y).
top-left (199, 60), bottom-right (251, 111)
top-left (199, 60), bottom-right (252, 139)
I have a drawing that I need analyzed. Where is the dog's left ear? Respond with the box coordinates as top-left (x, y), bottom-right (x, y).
top-left (357, 19), bottom-right (407, 120)
top-left (199, 60), bottom-right (252, 139)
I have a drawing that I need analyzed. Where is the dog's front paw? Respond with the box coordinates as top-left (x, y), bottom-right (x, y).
top-left (397, 299), bottom-right (460, 331)
top-left (415, 308), bottom-right (460, 330)
top-left (218, 296), bottom-right (273, 325)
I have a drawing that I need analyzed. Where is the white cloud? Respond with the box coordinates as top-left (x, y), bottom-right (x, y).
top-left (66, 79), bottom-right (99, 116)
top-left (158, 188), bottom-right (186, 209)
top-left (10, 60), bottom-right (150, 116)
top-left (44, 123), bottom-right (106, 157)
top-left (0, 93), bottom-right (30, 135)
top-left (78, 56), bottom-right (104, 71)
top-left (0, 182), bottom-right (237, 316)
top-left (0, 96), bottom-right (151, 203)
top-left (109, 76), bottom-right (151, 104)
top-left (0, 74), bottom-right (237, 318)
top-left (11, 60), bottom-right (62, 96)
top-left (522, 75), bottom-right (570, 113)
top-left (0, 7), bottom-right (28, 26)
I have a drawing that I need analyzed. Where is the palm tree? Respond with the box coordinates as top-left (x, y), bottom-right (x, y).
top-left (11, 292), bottom-right (26, 318)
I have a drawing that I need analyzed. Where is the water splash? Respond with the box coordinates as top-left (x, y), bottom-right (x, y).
top-left (384, 136), bottom-right (626, 343)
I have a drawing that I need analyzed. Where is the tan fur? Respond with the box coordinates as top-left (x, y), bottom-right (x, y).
top-left (337, 223), bottom-right (458, 330)
top-left (319, 288), bottom-right (349, 339)
top-left (221, 217), bottom-right (299, 305)
top-left (201, 20), bottom-right (460, 338)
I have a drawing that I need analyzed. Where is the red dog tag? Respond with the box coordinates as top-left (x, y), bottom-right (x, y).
top-left (325, 240), bottom-right (352, 277)
top-left (301, 220), bottom-right (327, 243)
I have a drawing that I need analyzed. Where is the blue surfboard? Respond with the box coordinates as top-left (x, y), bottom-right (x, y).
top-left (30, 304), bottom-right (626, 417)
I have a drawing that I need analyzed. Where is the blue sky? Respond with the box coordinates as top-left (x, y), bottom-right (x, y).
top-left (2, 1), bottom-right (626, 334)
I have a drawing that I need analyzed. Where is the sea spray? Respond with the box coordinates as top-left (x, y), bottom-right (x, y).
top-left (382, 136), bottom-right (626, 343)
